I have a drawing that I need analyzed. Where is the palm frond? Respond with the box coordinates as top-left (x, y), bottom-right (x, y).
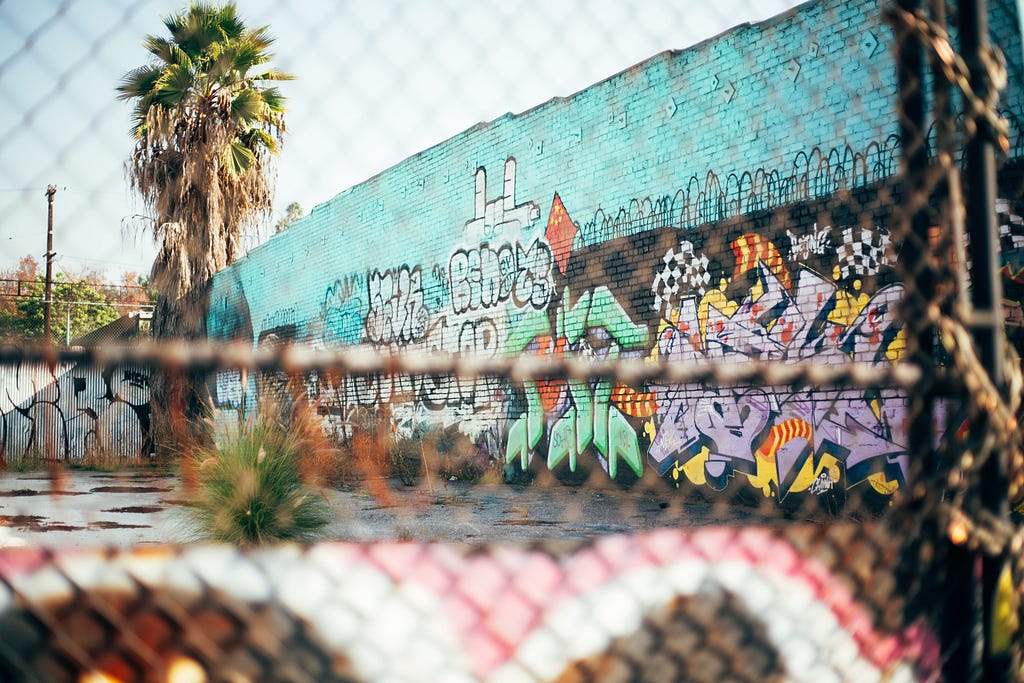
top-left (173, 2), bottom-right (227, 59)
top-left (226, 139), bottom-right (257, 175)
top-left (129, 98), bottom-right (157, 137)
top-left (168, 43), bottom-right (194, 70)
top-left (248, 69), bottom-right (295, 84)
top-left (142, 34), bottom-right (175, 62)
top-left (116, 65), bottom-right (164, 100)
top-left (209, 3), bottom-right (245, 41)
top-left (228, 39), bottom-right (270, 77)
top-left (259, 86), bottom-right (287, 113)
top-left (161, 10), bottom-right (186, 40)
top-left (240, 128), bottom-right (276, 154)
top-left (153, 63), bottom-right (194, 106)
top-left (241, 26), bottom-right (274, 54)
top-left (205, 40), bottom-right (231, 81)
top-left (230, 88), bottom-right (262, 124)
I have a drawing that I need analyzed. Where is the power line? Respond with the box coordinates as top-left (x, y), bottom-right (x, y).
top-left (0, 294), bottom-right (152, 310)
top-left (56, 254), bottom-right (152, 269)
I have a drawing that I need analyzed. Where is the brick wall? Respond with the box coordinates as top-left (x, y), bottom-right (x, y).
top-left (208, 0), bottom-right (1024, 502)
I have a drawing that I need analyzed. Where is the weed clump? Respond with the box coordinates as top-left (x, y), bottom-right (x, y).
top-left (189, 419), bottom-right (332, 545)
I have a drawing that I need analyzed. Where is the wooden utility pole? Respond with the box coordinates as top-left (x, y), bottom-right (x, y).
top-left (43, 184), bottom-right (56, 343)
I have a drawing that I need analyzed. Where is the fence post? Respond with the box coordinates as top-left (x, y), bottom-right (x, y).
top-left (959, 1), bottom-right (1012, 680)
top-left (895, 0), bottom-right (935, 471)
top-left (894, 1), bottom-right (989, 680)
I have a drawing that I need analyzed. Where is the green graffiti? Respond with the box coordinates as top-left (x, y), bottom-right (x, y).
top-left (505, 307), bottom-right (550, 354)
top-left (586, 286), bottom-right (648, 349)
top-left (506, 379), bottom-right (543, 470)
top-left (506, 285), bottom-right (649, 479)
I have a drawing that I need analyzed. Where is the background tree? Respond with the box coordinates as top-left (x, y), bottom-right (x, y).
top-left (118, 1), bottom-right (292, 456)
top-left (0, 255), bottom-right (39, 318)
top-left (7, 276), bottom-right (120, 343)
top-left (274, 200), bottom-right (303, 232)
top-left (113, 271), bottom-right (158, 308)
top-left (0, 256), bottom-right (141, 343)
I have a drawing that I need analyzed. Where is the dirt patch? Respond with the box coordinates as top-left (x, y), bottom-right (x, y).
top-left (88, 521), bottom-right (152, 530)
top-left (102, 506), bottom-right (163, 514)
top-left (90, 486), bottom-right (171, 494)
top-left (0, 515), bottom-right (86, 532)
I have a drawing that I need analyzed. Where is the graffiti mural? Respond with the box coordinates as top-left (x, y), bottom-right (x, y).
top-left (205, 151), bottom-right (931, 501)
top-left (479, 170), bottom-right (917, 499)
top-left (464, 157), bottom-right (540, 242)
top-left (0, 362), bottom-right (152, 462)
top-left (650, 220), bottom-right (907, 500)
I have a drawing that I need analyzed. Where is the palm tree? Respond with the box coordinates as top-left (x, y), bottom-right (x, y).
top-left (118, 2), bottom-right (293, 456)
top-left (275, 200), bottom-right (303, 232)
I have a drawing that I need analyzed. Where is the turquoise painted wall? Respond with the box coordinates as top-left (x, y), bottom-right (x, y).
top-left (208, 0), bottom-right (1024, 500)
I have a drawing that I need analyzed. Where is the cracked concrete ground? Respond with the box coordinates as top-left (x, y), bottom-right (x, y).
top-left (0, 469), bottom-right (760, 548)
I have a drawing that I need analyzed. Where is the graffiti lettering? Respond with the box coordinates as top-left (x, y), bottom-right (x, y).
top-left (505, 286), bottom-right (651, 479)
top-left (449, 239), bottom-right (553, 314)
top-left (365, 266), bottom-right (428, 345)
top-left (787, 223), bottom-right (832, 261)
top-left (323, 276), bottom-right (365, 345)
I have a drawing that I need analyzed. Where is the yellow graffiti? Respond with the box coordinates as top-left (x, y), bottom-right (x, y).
top-left (867, 472), bottom-right (901, 496)
top-left (671, 446), bottom-right (711, 487)
top-left (698, 278), bottom-right (737, 344)
top-left (643, 418), bottom-right (656, 445)
top-left (991, 563), bottom-right (1018, 655)
top-left (885, 326), bottom-right (907, 362)
top-left (746, 452), bottom-right (841, 497)
top-left (828, 274), bottom-right (871, 327)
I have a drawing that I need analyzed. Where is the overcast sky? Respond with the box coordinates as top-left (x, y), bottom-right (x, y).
top-left (0, 0), bottom-right (805, 281)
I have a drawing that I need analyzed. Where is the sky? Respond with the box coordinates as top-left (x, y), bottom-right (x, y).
top-left (0, 0), bottom-right (806, 282)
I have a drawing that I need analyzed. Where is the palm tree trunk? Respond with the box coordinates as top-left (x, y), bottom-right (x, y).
top-left (149, 273), bottom-right (215, 461)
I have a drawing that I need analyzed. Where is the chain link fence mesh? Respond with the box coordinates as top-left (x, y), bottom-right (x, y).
top-left (1, 0), bottom-right (1023, 681)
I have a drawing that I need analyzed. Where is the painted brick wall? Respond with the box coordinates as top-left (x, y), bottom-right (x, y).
top-left (208, 0), bottom-right (1024, 501)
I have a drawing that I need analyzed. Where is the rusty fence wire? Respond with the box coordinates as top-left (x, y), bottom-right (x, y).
top-left (1, 0), bottom-right (1023, 681)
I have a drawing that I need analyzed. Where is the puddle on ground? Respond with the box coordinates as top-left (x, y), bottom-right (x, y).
top-left (159, 498), bottom-right (196, 507)
top-left (90, 474), bottom-right (168, 481)
top-left (88, 521), bottom-right (152, 530)
top-left (90, 486), bottom-right (171, 494)
top-left (0, 489), bottom-right (87, 497)
top-left (0, 515), bottom-right (85, 532)
top-left (494, 519), bottom-right (559, 526)
top-left (102, 506), bottom-right (163, 514)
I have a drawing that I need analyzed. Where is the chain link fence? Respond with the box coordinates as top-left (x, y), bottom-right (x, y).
top-left (1, 0), bottom-right (1023, 681)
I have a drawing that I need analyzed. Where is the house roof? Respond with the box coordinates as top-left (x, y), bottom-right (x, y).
top-left (70, 312), bottom-right (150, 347)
